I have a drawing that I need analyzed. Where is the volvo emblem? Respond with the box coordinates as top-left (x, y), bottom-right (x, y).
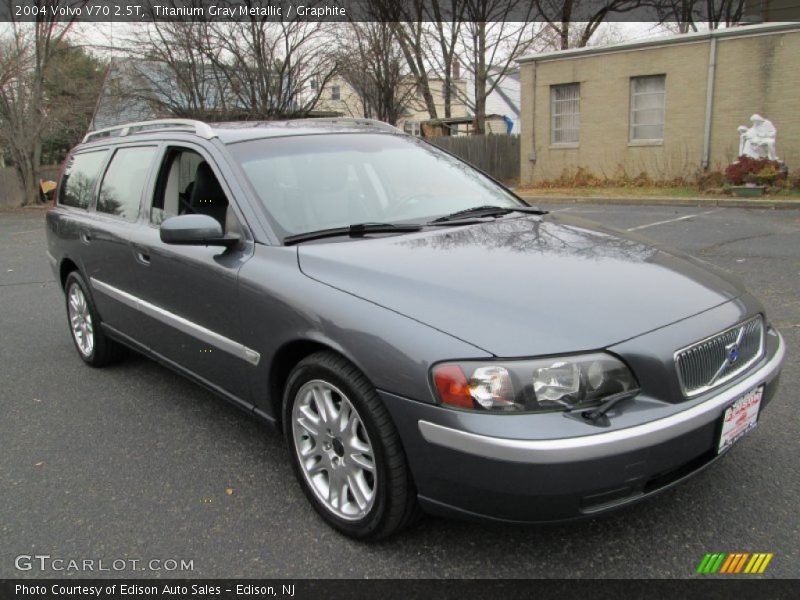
top-left (724, 325), bottom-right (746, 370)
top-left (726, 343), bottom-right (740, 365)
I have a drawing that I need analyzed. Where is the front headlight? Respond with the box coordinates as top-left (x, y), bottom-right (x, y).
top-left (431, 353), bottom-right (638, 412)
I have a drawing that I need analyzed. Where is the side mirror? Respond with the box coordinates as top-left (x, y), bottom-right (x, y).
top-left (159, 214), bottom-right (239, 248)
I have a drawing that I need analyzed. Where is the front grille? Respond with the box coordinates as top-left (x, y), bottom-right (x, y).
top-left (675, 315), bottom-right (764, 397)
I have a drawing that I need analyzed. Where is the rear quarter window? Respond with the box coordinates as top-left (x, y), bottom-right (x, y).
top-left (58, 150), bottom-right (108, 209)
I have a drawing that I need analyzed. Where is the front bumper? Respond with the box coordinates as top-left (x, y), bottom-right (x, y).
top-left (380, 330), bottom-right (785, 523)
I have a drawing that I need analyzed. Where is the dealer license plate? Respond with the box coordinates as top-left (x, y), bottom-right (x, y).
top-left (717, 386), bottom-right (764, 454)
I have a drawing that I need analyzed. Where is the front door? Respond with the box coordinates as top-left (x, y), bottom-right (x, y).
top-left (128, 144), bottom-right (255, 403)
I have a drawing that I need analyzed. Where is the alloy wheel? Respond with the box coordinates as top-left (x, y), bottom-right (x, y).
top-left (291, 379), bottom-right (377, 521)
top-left (67, 283), bottom-right (94, 357)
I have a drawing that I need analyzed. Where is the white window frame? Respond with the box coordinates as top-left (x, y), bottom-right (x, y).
top-left (629, 75), bottom-right (666, 143)
top-left (550, 83), bottom-right (580, 146)
top-left (331, 85), bottom-right (341, 101)
top-left (403, 121), bottom-right (422, 137)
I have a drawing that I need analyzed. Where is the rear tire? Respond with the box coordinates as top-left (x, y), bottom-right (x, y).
top-left (64, 271), bottom-right (125, 367)
top-left (283, 351), bottom-right (419, 540)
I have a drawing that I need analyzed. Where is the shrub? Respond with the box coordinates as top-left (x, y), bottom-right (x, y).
top-left (724, 156), bottom-right (784, 186)
top-left (696, 170), bottom-right (726, 191)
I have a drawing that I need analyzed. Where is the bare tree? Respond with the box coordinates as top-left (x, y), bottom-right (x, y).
top-left (652, 0), bottom-right (746, 31)
top-left (535, 0), bottom-right (645, 49)
top-left (0, 1), bottom-right (85, 205)
top-left (337, 22), bottom-right (416, 125)
top-left (654, 0), bottom-right (701, 32)
top-left (115, 1), bottom-right (336, 121)
top-left (207, 14), bottom-right (337, 119)
top-left (426, 0), bottom-right (467, 119)
top-left (370, 0), bottom-right (441, 120)
top-left (124, 19), bottom-right (230, 120)
top-left (457, 0), bottom-right (538, 134)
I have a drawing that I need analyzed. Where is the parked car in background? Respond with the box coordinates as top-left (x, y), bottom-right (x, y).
top-left (46, 118), bottom-right (785, 540)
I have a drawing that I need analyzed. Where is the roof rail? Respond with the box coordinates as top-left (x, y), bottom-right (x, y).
top-left (83, 119), bottom-right (216, 143)
top-left (293, 117), bottom-right (401, 133)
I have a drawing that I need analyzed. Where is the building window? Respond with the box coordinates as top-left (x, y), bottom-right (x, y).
top-left (330, 85), bottom-right (341, 101)
top-left (550, 83), bottom-right (580, 145)
top-left (403, 121), bottom-right (422, 137)
top-left (630, 75), bottom-right (665, 141)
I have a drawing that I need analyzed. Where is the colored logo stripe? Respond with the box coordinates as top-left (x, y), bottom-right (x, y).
top-left (698, 552), bottom-right (773, 574)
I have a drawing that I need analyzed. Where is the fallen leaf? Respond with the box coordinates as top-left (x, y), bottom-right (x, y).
top-left (34, 461), bottom-right (44, 467)
top-left (225, 487), bottom-right (234, 496)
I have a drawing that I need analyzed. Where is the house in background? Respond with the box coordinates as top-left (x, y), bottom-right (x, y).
top-left (91, 58), bottom-right (237, 130)
top-left (312, 73), bottom-right (472, 136)
top-left (465, 67), bottom-right (521, 135)
top-left (518, 22), bottom-right (800, 185)
top-left (91, 59), bottom-right (166, 130)
top-left (398, 76), bottom-right (471, 136)
top-left (92, 58), bottom-right (334, 131)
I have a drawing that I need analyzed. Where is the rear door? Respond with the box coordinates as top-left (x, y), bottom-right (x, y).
top-left (80, 144), bottom-right (160, 337)
top-left (47, 149), bottom-right (109, 277)
top-left (127, 143), bottom-right (255, 403)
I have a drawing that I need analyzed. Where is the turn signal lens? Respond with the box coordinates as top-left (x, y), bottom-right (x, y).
top-left (432, 364), bottom-right (473, 408)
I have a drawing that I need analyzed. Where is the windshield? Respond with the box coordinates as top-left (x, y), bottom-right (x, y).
top-left (228, 133), bottom-right (522, 238)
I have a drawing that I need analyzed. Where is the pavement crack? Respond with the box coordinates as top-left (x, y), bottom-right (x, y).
top-left (697, 232), bottom-right (776, 255)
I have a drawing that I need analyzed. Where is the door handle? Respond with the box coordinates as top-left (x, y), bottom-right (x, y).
top-left (135, 251), bottom-right (151, 265)
top-left (80, 231), bottom-right (91, 244)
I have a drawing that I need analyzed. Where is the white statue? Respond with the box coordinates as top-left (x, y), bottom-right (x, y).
top-left (738, 114), bottom-right (778, 160)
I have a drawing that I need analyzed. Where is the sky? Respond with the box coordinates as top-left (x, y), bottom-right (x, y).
top-left (69, 21), bottom-right (673, 60)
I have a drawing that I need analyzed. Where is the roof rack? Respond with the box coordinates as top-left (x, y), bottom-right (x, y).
top-left (83, 119), bottom-right (216, 143)
top-left (291, 117), bottom-right (400, 133)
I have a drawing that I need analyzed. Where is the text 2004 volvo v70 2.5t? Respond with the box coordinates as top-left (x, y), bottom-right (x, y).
top-left (46, 118), bottom-right (785, 540)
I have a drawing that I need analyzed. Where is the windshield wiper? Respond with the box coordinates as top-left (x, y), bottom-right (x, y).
top-left (283, 222), bottom-right (423, 245)
top-left (430, 204), bottom-right (548, 224)
top-left (582, 389), bottom-right (641, 422)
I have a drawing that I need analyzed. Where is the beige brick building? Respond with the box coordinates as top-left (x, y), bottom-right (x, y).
top-left (518, 23), bottom-right (800, 184)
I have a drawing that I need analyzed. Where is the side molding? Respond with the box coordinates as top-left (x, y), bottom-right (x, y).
top-left (90, 277), bottom-right (261, 366)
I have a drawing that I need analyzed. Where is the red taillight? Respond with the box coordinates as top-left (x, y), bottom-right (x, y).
top-left (432, 364), bottom-right (473, 409)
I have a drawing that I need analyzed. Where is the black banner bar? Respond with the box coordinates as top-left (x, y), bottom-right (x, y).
top-left (2, 0), bottom-right (799, 23)
top-left (1, 579), bottom-right (798, 600)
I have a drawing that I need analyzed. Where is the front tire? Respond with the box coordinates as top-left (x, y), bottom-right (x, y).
top-left (283, 351), bottom-right (419, 540)
top-left (64, 271), bottom-right (125, 367)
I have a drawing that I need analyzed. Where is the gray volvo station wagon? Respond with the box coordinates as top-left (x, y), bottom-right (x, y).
top-left (46, 118), bottom-right (785, 540)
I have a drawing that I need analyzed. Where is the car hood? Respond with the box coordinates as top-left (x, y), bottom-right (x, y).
top-left (297, 214), bottom-right (745, 357)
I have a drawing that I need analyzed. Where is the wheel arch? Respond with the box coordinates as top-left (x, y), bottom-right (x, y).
top-left (59, 257), bottom-right (80, 290)
top-left (268, 337), bottom-right (371, 431)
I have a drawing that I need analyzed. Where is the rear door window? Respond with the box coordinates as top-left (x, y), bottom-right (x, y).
top-left (97, 146), bottom-right (158, 221)
top-left (58, 151), bottom-right (108, 209)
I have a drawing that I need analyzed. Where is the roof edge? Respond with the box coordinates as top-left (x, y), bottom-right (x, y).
top-left (518, 22), bottom-right (800, 64)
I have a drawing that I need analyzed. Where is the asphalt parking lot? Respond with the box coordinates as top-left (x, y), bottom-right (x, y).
top-left (1, 203), bottom-right (798, 579)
